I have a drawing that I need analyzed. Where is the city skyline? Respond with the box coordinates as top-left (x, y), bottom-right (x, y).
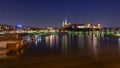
top-left (0, 0), bottom-right (120, 27)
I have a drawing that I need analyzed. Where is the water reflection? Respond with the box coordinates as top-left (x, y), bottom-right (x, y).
top-left (1, 33), bottom-right (120, 67)
top-left (25, 34), bottom-right (120, 56)
top-left (61, 35), bottom-right (68, 53)
top-left (49, 35), bottom-right (55, 48)
top-left (45, 36), bottom-right (49, 46)
top-left (92, 35), bottom-right (98, 57)
top-left (19, 33), bottom-right (120, 57)
top-left (26, 35), bottom-right (42, 46)
top-left (44, 35), bottom-right (55, 48)
top-left (118, 38), bottom-right (120, 52)
top-left (55, 35), bottom-right (59, 48)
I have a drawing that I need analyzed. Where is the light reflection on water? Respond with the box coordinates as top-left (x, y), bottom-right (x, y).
top-left (92, 35), bottom-right (98, 57)
top-left (23, 34), bottom-right (120, 57)
top-left (26, 34), bottom-right (120, 55)
top-left (118, 38), bottom-right (120, 52)
top-left (1, 34), bottom-right (120, 68)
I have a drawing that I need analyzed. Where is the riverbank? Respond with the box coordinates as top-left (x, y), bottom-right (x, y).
top-left (106, 34), bottom-right (120, 38)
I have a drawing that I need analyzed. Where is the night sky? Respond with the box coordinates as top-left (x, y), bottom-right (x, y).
top-left (0, 0), bottom-right (120, 27)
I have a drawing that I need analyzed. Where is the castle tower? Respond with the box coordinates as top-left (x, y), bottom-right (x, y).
top-left (62, 19), bottom-right (68, 27)
top-left (62, 21), bottom-right (65, 27)
top-left (64, 19), bottom-right (67, 25)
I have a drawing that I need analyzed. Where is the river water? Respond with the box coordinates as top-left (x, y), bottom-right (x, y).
top-left (0, 34), bottom-right (120, 68)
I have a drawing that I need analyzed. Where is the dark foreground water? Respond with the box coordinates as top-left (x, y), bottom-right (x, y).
top-left (0, 34), bottom-right (120, 68)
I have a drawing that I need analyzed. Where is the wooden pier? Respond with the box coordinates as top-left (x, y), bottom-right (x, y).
top-left (0, 33), bottom-right (28, 54)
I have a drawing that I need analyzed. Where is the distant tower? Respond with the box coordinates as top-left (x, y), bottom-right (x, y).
top-left (64, 19), bottom-right (67, 26)
top-left (62, 21), bottom-right (65, 27)
top-left (62, 19), bottom-right (68, 27)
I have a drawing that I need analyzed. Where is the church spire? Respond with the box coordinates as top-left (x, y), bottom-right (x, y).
top-left (62, 18), bottom-right (69, 27)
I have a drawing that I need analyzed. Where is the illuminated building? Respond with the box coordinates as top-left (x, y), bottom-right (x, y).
top-left (64, 24), bottom-right (101, 28)
top-left (62, 20), bottom-right (102, 31)
top-left (97, 24), bottom-right (101, 28)
top-left (62, 19), bottom-right (71, 27)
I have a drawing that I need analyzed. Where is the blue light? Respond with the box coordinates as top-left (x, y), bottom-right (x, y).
top-left (17, 25), bottom-right (22, 28)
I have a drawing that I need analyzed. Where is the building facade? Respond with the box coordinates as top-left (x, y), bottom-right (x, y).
top-left (62, 19), bottom-right (101, 31)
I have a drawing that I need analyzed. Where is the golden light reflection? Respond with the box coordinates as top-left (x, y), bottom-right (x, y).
top-left (87, 35), bottom-right (93, 52)
top-left (50, 35), bottom-right (53, 48)
top-left (78, 35), bottom-right (85, 50)
top-left (62, 35), bottom-right (68, 53)
top-left (50, 35), bottom-right (55, 48)
top-left (55, 35), bottom-right (59, 48)
top-left (45, 36), bottom-right (49, 45)
top-left (93, 35), bottom-right (98, 57)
